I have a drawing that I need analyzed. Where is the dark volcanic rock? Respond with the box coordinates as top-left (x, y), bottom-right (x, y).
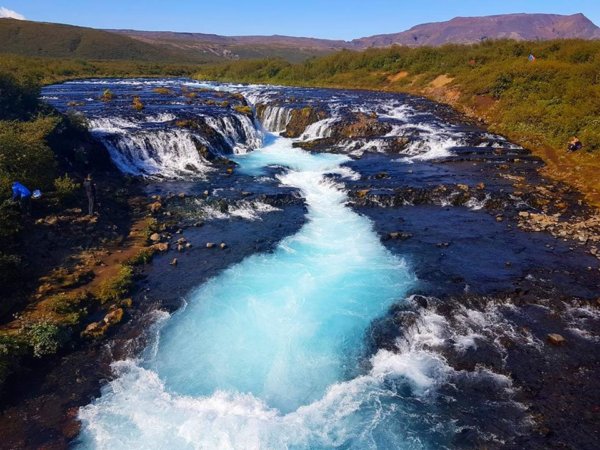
top-left (282, 106), bottom-right (328, 138)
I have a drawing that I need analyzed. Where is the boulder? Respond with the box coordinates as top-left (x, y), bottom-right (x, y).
top-left (547, 333), bottom-right (566, 346)
top-left (206, 242), bottom-right (216, 249)
top-left (220, 242), bottom-right (228, 249)
top-left (104, 308), bottom-right (124, 326)
top-left (152, 242), bottom-right (169, 252)
top-left (149, 233), bottom-right (161, 242)
top-left (148, 202), bottom-right (162, 213)
top-left (170, 258), bottom-right (178, 266)
top-left (283, 106), bottom-right (328, 138)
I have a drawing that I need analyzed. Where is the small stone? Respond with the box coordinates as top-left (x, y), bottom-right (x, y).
top-left (149, 233), bottom-right (161, 242)
top-left (206, 242), bottom-right (216, 249)
top-left (388, 231), bottom-right (412, 240)
top-left (203, 190), bottom-right (210, 196)
top-left (436, 242), bottom-right (451, 248)
top-left (547, 333), bottom-right (566, 346)
top-left (356, 189), bottom-right (370, 198)
top-left (170, 258), bottom-right (178, 266)
top-left (82, 321), bottom-right (104, 338)
top-left (476, 182), bottom-right (485, 190)
top-left (104, 308), bottom-right (124, 326)
top-left (496, 215), bottom-right (504, 222)
top-left (177, 244), bottom-right (184, 252)
top-left (226, 167), bottom-right (234, 174)
top-left (148, 202), bottom-right (162, 213)
top-left (178, 192), bottom-right (186, 198)
top-left (185, 243), bottom-right (192, 249)
top-left (220, 242), bottom-right (227, 249)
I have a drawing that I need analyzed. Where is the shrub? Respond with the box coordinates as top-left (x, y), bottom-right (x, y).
top-left (53, 173), bottom-right (81, 202)
top-left (0, 72), bottom-right (40, 121)
top-left (0, 117), bottom-right (58, 194)
top-left (153, 87), bottom-right (174, 95)
top-left (0, 333), bottom-right (26, 386)
top-left (132, 96), bottom-right (144, 111)
top-left (100, 89), bottom-right (114, 101)
top-left (22, 320), bottom-right (68, 358)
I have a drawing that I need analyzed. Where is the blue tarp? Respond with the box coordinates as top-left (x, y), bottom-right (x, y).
top-left (11, 181), bottom-right (31, 200)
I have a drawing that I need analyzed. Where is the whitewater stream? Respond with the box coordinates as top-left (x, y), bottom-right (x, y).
top-left (74, 135), bottom-right (436, 449)
top-left (36, 79), bottom-right (600, 450)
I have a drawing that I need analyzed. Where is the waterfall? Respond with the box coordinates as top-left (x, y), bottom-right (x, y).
top-left (299, 117), bottom-right (338, 140)
top-left (96, 127), bottom-right (214, 178)
top-left (259, 105), bottom-right (292, 133)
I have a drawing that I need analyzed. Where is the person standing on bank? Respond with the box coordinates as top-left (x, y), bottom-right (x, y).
top-left (83, 174), bottom-right (97, 216)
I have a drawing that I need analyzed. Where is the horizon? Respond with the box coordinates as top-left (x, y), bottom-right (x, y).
top-left (2, 0), bottom-right (600, 40)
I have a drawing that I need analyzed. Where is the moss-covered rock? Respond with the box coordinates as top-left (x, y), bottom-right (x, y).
top-left (282, 106), bottom-right (328, 138)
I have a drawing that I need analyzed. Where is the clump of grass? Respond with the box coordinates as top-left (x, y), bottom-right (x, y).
top-left (132, 96), bottom-right (144, 111)
top-left (95, 265), bottom-right (134, 304)
top-left (100, 88), bottom-right (114, 101)
top-left (153, 87), bottom-right (174, 95)
top-left (233, 105), bottom-right (253, 116)
top-left (127, 247), bottom-right (156, 266)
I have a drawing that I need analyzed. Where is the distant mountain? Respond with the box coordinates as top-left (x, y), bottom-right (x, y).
top-left (0, 18), bottom-right (210, 62)
top-left (353, 13), bottom-right (600, 47)
top-left (108, 30), bottom-right (347, 62)
top-left (1, 13), bottom-right (599, 63)
top-left (113, 13), bottom-right (600, 61)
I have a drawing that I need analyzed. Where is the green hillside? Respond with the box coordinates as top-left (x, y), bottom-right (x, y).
top-left (0, 18), bottom-right (207, 62)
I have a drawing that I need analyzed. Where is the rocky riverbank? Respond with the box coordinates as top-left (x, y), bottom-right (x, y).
top-left (0, 79), bottom-right (597, 448)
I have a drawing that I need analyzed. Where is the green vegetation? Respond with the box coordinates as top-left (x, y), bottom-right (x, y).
top-left (22, 319), bottom-right (69, 358)
top-left (0, 18), bottom-right (207, 62)
top-left (0, 53), bottom-right (199, 86)
top-left (197, 39), bottom-right (600, 205)
top-left (96, 265), bottom-right (134, 304)
top-left (197, 39), bottom-right (600, 151)
top-left (132, 95), bottom-right (145, 111)
top-left (233, 105), bottom-right (253, 116)
top-left (53, 173), bottom-right (81, 202)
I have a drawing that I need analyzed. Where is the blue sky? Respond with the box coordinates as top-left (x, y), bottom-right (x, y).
top-left (3, 1), bottom-right (600, 39)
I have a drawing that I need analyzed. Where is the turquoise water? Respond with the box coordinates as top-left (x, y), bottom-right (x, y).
top-left (76, 136), bottom-right (421, 449)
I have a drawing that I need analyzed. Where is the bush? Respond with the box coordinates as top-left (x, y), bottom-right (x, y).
top-left (100, 89), bottom-right (114, 101)
top-left (0, 72), bottom-right (40, 121)
top-left (22, 320), bottom-right (68, 358)
top-left (53, 173), bottom-right (81, 202)
top-left (0, 117), bottom-right (58, 196)
top-left (0, 333), bottom-right (26, 386)
top-left (132, 96), bottom-right (144, 111)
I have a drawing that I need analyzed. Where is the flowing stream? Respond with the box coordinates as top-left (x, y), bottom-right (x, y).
top-left (74, 134), bottom-right (433, 449)
top-left (38, 78), bottom-right (566, 449)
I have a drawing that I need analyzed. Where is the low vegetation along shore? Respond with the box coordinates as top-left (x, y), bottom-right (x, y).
top-left (197, 39), bottom-right (600, 207)
top-left (0, 62), bottom-right (176, 391)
